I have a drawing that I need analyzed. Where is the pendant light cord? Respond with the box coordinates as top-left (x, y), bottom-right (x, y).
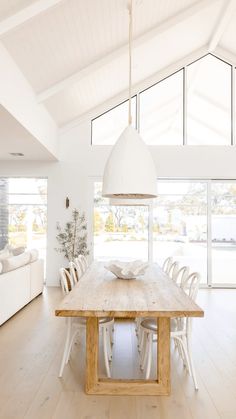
top-left (128, 0), bottom-right (133, 126)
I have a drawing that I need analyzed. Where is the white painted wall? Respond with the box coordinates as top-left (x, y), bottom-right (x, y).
top-left (0, 118), bottom-right (236, 285)
top-left (0, 42), bottom-right (59, 159)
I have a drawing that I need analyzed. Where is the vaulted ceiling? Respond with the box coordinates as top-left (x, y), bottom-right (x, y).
top-left (1, 0), bottom-right (236, 136)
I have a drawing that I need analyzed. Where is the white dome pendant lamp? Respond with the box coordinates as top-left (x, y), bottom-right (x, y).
top-left (102, 0), bottom-right (157, 199)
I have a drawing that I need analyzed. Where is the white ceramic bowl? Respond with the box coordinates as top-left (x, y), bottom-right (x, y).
top-left (104, 260), bottom-right (148, 279)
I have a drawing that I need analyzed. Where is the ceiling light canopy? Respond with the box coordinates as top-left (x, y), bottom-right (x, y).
top-left (102, 0), bottom-right (157, 200)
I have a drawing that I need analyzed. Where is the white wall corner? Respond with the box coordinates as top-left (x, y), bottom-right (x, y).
top-left (0, 42), bottom-right (59, 159)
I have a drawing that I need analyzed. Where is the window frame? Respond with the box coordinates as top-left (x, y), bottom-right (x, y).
top-left (91, 53), bottom-right (235, 147)
top-left (138, 67), bottom-right (184, 146)
top-left (91, 95), bottom-right (137, 146)
top-left (186, 53), bottom-right (233, 146)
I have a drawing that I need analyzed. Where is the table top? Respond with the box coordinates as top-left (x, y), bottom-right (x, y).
top-left (55, 262), bottom-right (204, 318)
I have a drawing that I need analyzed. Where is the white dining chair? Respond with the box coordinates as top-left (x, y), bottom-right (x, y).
top-left (138, 262), bottom-right (184, 350)
top-left (139, 272), bottom-right (201, 389)
top-left (175, 265), bottom-right (190, 287)
top-left (137, 260), bottom-right (180, 350)
top-left (168, 261), bottom-right (180, 282)
top-left (162, 257), bottom-right (173, 275)
top-left (69, 260), bottom-right (82, 285)
top-left (74, 257), bottom-right (84, 276)
top-left (137, 259), bottom-right (178, 349)
top-left (74, 254), bottom-right (88, 275)
top-left (59, 267), bottom-right (114, 378)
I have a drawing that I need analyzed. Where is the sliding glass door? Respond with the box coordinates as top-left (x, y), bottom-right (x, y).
top-left (153, 181), bottom-right (207, 284)
top-left (93, 179), bottom-right (236, 287)
top-left (211, 181), bottom-right (236, 286)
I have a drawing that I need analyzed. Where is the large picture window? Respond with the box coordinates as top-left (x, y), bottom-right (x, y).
top-left (0, 178), bottom-right (47, 265)
top-left (187, 55), bottom-right (231, 145)
top-left (91, 53), bottom-right (234, 146)
top-left (92, 97), bottom-right (137, 145)
top-left (93, 182), bottom-right (148, 261)
top-left (139, 70), bottom-right (183, 145)
top-left (153, 182), bottom-right (207, 284)
top-left (93, 179), bottom-right (236, 287)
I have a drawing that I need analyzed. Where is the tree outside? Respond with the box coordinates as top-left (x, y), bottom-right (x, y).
top-left (105, 213), bottom-right (115, 232)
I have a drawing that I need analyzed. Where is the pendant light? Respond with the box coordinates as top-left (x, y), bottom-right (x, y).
top-left (102, 0), bottom-right (157, 199)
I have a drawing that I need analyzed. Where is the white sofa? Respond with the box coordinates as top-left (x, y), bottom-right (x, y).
top-left (0, 250), bottom-right (44, 326)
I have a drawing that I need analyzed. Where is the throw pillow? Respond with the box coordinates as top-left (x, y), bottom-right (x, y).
top-left (12, 246), bottom-right (25, 256)
top-left (1, 252), bottom-right (31, 273)
top-left (29, 249), bottom-right (39, 262)
top-left (0, 244), bottom-right (10, 254)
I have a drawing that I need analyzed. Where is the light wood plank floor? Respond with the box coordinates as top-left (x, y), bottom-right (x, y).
top-left (0, 287), bottom-right (236, 419)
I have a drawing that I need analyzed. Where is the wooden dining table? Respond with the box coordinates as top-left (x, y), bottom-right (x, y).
top-left (55, 262), bottom-right (204, 396)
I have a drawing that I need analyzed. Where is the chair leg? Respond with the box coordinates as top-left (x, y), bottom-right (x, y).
top-left (135, 318), bottom-right (141, 335)
top-left (176, 338), bottom-right (186, 366)
top-left (59, 318), bottom-right (72, 378)
top-left (138, 327), bottom-right (144, 352)
top-left (109, 323), bottom-right (114, 345)
top-left (140, 330), bottom-right (147, 370)
top-left (186, 336), bottom-right (198, 390)
top-left (65, 328), bottom-right (80, 364)
top-left (145, 333), bottom-right (153, 379)
top-left (106, 327), bottom-right (113, 361)
top-left (175, 336), bottom-right (192, 375)
top-left (102, 327), bottom-right (111, 378)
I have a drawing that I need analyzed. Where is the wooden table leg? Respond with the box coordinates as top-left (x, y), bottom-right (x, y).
top-left (86, 317), bottom-right (99, 393)
top-left (86, 316), bottom-right (171, 396)
top-left (157, 317), bottom-right (171, 394)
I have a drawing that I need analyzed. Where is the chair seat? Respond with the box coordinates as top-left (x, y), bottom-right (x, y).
top-left (141, 317), bottom-right (181, 333)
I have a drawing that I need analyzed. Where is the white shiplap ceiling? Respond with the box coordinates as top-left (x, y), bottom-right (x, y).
top-left (0, 0), bottom-right (34, 21)
top-left (0, 0), bottom-right (236, 128)
top-left (1, 0), bottom-right (201, 92)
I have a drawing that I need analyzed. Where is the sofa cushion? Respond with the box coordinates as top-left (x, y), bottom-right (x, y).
top-left (0, 250), bottom-right (11, 260)
top-left (12, 246), bottom-right (25, 256)
top-left (29, 249), bottom-right (39, 262)
top-left (1, 251), bottom-right (31, 273)
top-left (0, 244), bottom-right (13, 254)
top-left (0, 244), bottom-right (10, 253)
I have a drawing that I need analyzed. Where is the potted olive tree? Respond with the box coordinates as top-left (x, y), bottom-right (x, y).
top-left (55, 208), bottom-right (89, 263)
